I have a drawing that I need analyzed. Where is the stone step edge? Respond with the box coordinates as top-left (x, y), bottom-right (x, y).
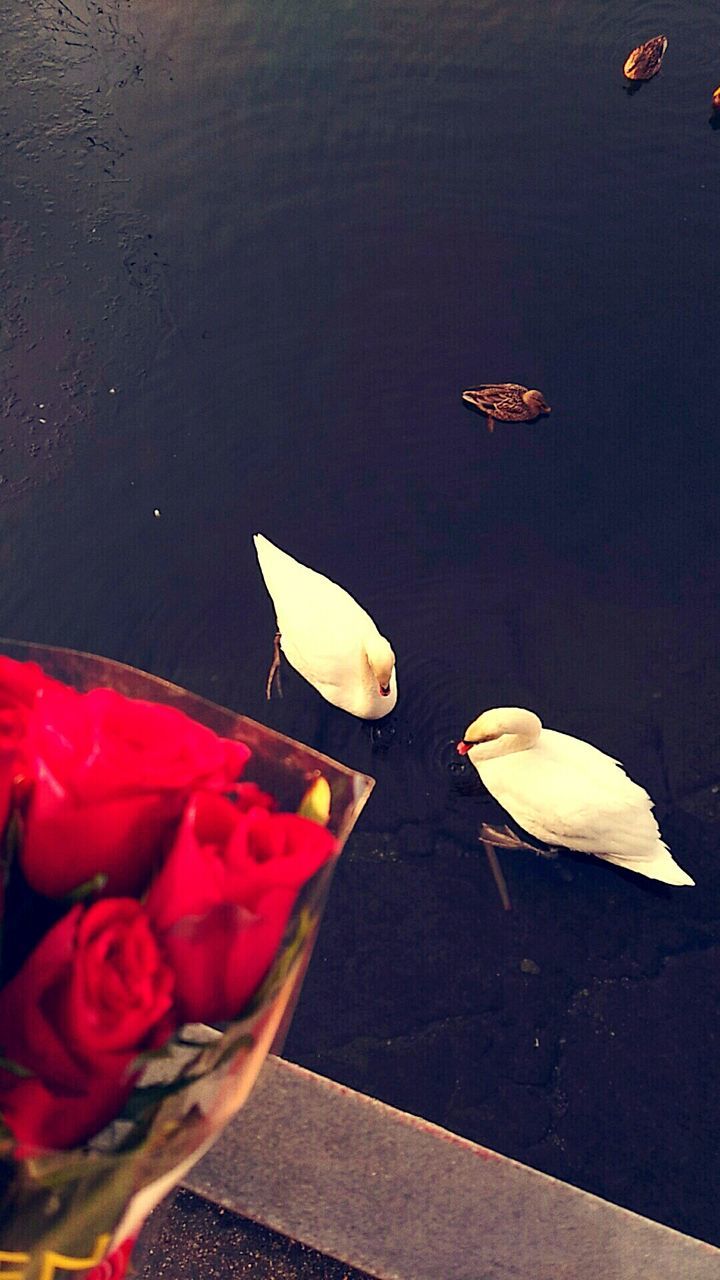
top-left (181, 1053), bottom-right (720, 1280)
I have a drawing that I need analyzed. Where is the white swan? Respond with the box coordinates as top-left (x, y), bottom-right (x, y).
top-left (253, 533), bottom-right (397, 719)
top-left (457, 707), bottom-right (694, 886)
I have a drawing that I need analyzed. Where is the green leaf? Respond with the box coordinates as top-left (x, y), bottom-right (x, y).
top-left (129, 1041), bottom-right (178, 1071)
top-left (247, 905), bottom-right (316, 1012)
top-left (0, 1055), bottom-right (34, 1079)
top-left (65, 872), bottom-right (108, 903)
top-left (123, 1031), bottom-right (256, 1122)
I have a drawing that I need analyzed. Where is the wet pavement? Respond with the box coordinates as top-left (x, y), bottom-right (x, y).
top-left (135, 1190), bottom-right (374, 1280)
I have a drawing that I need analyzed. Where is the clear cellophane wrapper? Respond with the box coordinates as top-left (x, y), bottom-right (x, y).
top-left (0, 642), bottom-right (373, 1280)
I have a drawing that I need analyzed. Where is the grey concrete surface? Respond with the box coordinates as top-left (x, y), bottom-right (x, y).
top-left (174, 1055), bottom-right (720, 1280)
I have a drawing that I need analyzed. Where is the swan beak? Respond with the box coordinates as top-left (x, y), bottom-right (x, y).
top-left (456, 740), bottom-right (470, 755)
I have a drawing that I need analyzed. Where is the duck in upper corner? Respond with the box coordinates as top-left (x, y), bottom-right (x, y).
top-left (457, 706), bottom-right (694, 887)
top-left (253, 533), bottom-right (397, 720)
top-left (461, 384), bottom-right (551, 434)
top-left (623, 35), bottom-right (668, 82)
top-left (712, 85), bottom-right (720, 111)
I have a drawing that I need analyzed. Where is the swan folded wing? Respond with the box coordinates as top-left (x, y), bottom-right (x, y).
top-left (270, 568), bottom-right (374, 640)
top-left (255, 535), bottom-right (372, 631)
top-left (478, 730), bottom-right (662, 859)
top-left (281, 628), bottom-right (371, 692)
top-left (275, 593), bottom-right (384, 709)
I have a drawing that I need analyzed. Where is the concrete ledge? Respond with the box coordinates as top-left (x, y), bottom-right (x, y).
top-left (183, 1055), bottom-right (720, 1280)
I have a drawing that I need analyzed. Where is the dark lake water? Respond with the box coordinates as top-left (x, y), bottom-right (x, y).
top-left (3, 0), bottom-right (720, 1248)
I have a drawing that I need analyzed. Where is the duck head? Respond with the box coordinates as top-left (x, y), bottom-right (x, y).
top-left (522, 389), bottom-right (551, 416)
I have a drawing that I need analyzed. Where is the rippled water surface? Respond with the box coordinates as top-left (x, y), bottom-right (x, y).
top-left (3, 0), bottom-right (720, 1246)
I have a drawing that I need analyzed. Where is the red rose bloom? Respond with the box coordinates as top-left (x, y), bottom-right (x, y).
top-left (20, 686), bottom-right (251, 897)
top-left (0, 899), bottom-right (176, 1150)
top-left (0, 656), bottom-right (46, 832)
top-left (0, 656), bottom-right (45, 737)
top-left (145, 791), bottom-right (336, 1023)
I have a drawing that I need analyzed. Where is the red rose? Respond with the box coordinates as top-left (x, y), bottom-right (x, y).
top-left (0, 898), bottom-right (176, 1150)
top-left (0, 656), bottom-right (46, 830)
top-left (20, 686), bottom-right (251, 897)
top-left (0, 655), bottom-right (45, 736)
top-left (145, 791), bottom-right (336, 1023)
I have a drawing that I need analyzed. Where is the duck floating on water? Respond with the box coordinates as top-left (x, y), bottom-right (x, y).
top-left (457, 707), bottom-right (694, 886)
top-left (461, 384), bottom-right (551, 434)
top-left (253, 533), bottom-right (397, 719)
top-left (623, 35), bottom-right (668, 81)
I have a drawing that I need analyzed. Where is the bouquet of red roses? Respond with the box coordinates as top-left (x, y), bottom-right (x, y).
top-left (0, 643), bottom-right (372, 1280)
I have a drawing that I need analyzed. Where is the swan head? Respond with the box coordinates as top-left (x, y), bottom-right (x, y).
top-left (457, 707), bottom-right (542, 760)
top-left (365, 633), bottom-right (396, 700)
top-left (522, 389), bottom-right (551, 417)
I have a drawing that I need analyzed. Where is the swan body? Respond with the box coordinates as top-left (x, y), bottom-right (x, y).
top-left (253, 533), bottom-right (397, 719)
top-left (623, 35), bottom-right (667, 81)
top-left (457, 707), bottom-right (693, 886)
top-left (461, 384), bottom-right (551, 434)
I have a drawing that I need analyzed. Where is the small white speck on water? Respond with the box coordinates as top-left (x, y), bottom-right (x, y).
top-left (153, 508), bottom-right (161, 518)
top-left (38, 418), bottom-right (47, 424)
top-left (109, 386), bottom-right (117, 394)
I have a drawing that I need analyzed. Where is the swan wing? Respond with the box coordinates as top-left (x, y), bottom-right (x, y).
top-left (476, 730), bottom-right (693, 882)
top-left (254, 534), bottom-right (391, 713)
top-left (254, 534), bottom-right (379, 654)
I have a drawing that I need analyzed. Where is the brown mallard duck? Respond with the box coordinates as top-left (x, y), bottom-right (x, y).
top-left (623, 35), bottom-right (667, 81)
top-left (461, 384), bottom-right (551, 433)
top-left (712, 85), bottom-right (720, 111)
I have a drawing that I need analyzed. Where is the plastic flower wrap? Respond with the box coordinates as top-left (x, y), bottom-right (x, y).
top-left (0, 642), bottom-right (373, 1280)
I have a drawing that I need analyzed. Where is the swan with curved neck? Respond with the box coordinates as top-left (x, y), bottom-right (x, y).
top-left (457, 707), bottom-right (693, 886)
top-left (254, 534), bottom-right (397, 720)
top-left (459, 707), bottom-right (542, 759)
